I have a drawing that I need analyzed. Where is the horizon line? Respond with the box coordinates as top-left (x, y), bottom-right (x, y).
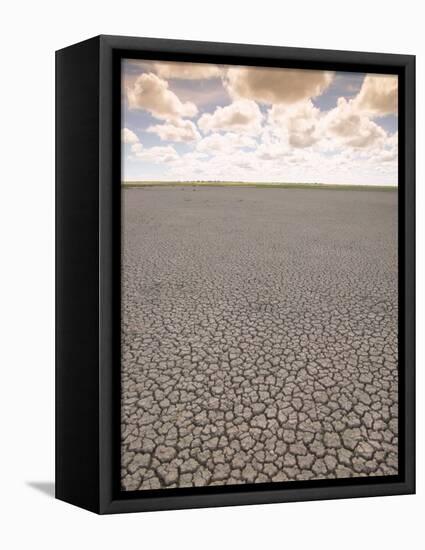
top-left (122, 181), bottom-right (398, 190)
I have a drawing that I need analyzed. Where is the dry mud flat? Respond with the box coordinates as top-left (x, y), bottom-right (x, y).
top-left (121, 186), bottom-right (398, 491)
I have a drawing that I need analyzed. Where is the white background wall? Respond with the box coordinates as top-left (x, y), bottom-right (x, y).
top-left (0, 1), bottom-right (422, 548)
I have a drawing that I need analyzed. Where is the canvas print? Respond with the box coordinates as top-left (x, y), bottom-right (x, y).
top-left (120, 59), bottom-right (398, 491)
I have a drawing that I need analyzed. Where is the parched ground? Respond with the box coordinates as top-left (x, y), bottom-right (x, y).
top-left (121, 186), bottom-right (398, 491)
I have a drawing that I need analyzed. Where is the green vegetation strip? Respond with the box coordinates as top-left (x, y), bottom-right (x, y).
top-left (123, 181), bottom-right (397, 191)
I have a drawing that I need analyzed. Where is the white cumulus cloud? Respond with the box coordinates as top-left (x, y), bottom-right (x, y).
top-left (324, 97), bottom-right (387, 149)
top-left (225, 67), bottom-right (333, 105)
top-left (269, 100), bottom-right (322, 148)
top-left (153, 61), bottom-right (222, 80)
top-left (121, 127), bottom-right (139, 144)
top-left (198, 99), bottom-right (263, 135)
top-left (196, 132), bottom-right (256, 154)
top-left (353, 74), bottom-right (398, 117)
top-left (127, 73), bottom-right (198, 121)
top-left (147, 119), bottom-right (200, 142)
top-left (132, 144), bottom-right (179, 163)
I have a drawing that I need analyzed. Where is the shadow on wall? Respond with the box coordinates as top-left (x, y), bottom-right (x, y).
top-left (26, 481), bottom-right (55, 498)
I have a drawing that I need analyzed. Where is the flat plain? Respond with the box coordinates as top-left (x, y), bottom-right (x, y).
top-left (121, 186), bottom-right (398, 491)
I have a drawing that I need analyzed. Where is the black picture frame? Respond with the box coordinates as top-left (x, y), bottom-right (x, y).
top-left (56, 35), bottom-right (415, 514)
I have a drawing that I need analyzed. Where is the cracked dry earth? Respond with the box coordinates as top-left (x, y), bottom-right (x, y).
top-left (121, 186), bottom-right (398, 491)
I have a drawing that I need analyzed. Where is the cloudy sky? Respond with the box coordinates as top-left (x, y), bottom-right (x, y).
top-left (122, 59), bottom-right (398, 185)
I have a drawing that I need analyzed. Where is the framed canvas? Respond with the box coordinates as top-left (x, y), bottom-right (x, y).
top-left (56, 35), bottom-right (415, 514)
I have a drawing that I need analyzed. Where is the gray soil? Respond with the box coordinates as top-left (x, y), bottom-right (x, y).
top-left (121, 186), bottom-right (398, 491)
